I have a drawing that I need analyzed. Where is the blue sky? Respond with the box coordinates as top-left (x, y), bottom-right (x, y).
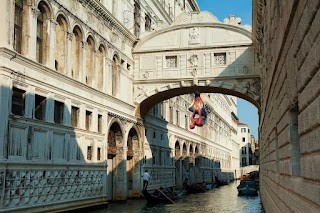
top-left (197, 0), bottom-right (259, 140)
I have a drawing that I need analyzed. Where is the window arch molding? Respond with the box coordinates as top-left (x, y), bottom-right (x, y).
top-left (36, 1), bottom-right (52, 64)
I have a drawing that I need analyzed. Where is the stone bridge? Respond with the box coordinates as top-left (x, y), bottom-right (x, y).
top-left (132, 12), bottom-right (260, 117)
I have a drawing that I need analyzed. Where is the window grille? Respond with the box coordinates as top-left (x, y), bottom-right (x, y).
top-left (214, 53), bottom-right (226, 65)
top-left (87, 146), bottom-right (92, 160)
top-left (166, 56), bottom-right (177, 68)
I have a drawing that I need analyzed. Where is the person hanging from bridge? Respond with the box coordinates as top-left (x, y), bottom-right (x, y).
top-left (188, 91), bottom-right (208, 129)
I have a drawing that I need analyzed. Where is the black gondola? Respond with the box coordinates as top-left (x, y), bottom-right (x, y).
top-left (142, 188), bottom-right (186, 204)
top-left (185, 183), bottom-right (208, 193)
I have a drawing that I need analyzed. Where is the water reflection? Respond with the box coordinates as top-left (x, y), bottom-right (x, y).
top-left (89, 181), bottom-right (264, 213)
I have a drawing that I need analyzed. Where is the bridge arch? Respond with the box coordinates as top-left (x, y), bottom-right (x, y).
top-left (132, 12), bottom-right (260, 118)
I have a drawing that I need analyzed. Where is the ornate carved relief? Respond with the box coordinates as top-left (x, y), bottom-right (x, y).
top-left (189, 27), bottom-right (200, 44)
top-left (2, 169), bottom-right (104, 209)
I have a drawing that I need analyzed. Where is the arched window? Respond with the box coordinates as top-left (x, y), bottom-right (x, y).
top-left (36, 10), bottom-right (44, 63)
top-left (112, 55), bottom-right (119, 96)
top-left (14, 0), bottom-right (23, 53)
top-left (86, 36), bottom-right (95, 86)
top-left (55, 15), bottom-right (67, 72)
top-left (71, 26), bottom-right (82, 80)
top-left (36, 2), bottom-right (50, 64)
top-left (97, 45), bottom-right (105, 90)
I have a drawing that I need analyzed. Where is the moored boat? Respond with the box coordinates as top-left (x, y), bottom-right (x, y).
top-left (237, 180), bottom-right (258, 196)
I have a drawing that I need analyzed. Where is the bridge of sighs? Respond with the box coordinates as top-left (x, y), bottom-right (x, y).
top-left (132, 12), bottom-right (260, 117)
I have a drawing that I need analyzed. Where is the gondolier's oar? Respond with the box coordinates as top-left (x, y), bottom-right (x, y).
top-left (156, 188), bottom-right (175, 204)
top-left (194, 182), bottom-right (207, 192)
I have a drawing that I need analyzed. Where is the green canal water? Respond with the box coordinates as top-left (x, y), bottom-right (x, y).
top-left (88, 180), bottom-right (264, 213)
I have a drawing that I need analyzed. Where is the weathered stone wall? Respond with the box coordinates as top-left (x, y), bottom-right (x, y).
top-left (255, 0), bottom-right (320, 212)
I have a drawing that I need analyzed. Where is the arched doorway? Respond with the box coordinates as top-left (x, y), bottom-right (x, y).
top-left (126, 128), bottom-right (140, 198)
top-left (107, 122), bottom-right (124, 201)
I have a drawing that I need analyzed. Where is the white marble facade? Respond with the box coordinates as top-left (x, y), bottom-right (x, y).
top-left (0, 0), bottom-right (246, 212)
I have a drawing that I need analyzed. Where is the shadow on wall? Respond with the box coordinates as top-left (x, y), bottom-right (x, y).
top-left (0, 84), bottom-right (230, 212)
top-left (0, 85), bottom-right (107, 211)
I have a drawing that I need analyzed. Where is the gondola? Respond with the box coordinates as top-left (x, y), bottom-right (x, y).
top-left (185, 183), bottom-right (208, 193)
top-left (142, 188), bottom-right (186, 204)
top-left (237, 180), bottom-right (258, 196)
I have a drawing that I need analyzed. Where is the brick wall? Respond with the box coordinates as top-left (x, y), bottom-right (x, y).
top-left (255, 0), bottom-right (320, 212)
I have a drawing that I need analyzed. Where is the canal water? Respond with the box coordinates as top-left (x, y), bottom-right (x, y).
top-left (89, 181), bottom-right (264, 213)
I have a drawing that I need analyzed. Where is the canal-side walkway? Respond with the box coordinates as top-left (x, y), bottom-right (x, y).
top-left (85, 180), bottom-right (264, 213)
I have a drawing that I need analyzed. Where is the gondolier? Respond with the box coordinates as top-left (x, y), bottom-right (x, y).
top-left (142, 170), bottom-right (151, 191)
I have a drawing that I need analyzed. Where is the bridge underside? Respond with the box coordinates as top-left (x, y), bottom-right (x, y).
top-left (132, 12), bottom-right (260, 117)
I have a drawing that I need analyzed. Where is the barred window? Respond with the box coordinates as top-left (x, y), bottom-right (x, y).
top-left (12, 87), bottom-right (25, 116)
top-left (54, 101), bottom-right (64, 124)
top-left (85, 110), bottom-right (92, 131)
top-left (97, 147), bottom-right (101, 160)
top-left (166, 56), bottom-right (177, 68)
top-left (35, 94), bottom-right (46, 120)
top-left (214, 53), bottom-right (226, 65)
top-left (98, 114), bottom-right (102, 133)
top-left (71, 106), bottom-right (79, 128)
top-left (87, 146), bottom-right (92, 160)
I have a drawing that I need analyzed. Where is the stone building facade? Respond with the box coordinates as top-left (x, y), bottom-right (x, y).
top-left (0, 0), bottom-right (242, 212)
top-left (253, 0), bottom-right (320, 212)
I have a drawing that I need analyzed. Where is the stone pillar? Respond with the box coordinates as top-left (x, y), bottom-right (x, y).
top-left (66, 31), bottom-right (73, 77)
top-left (81, 41), bottom-right (87, 84)
top-left (48, 19), bottom-right (57, 70)
top-left (92, 108), bottom-right (98, 132)
top-left (105, 59), bottom-right (112, 95)
top-left (64, 98), bottom-right (71, 126)
top-left (0, 73), bottom-right (12, 160)
top-left (92, 49), bottom-right (97, 88)
top-left (45, 92), bottom-right (54, 123)
top-left (0, 0), bottom-right (13, 49)
top-left (25, 85), bottom-right (35, 118)
top-left (25, 5), bottom-right (39, 60)
top-left (79, 103), bottom-right (86, 129)
top-left (102, 55), bottom-right (107, 93)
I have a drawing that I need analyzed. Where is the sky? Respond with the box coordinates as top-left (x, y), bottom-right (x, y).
top-left (197, 0), bottom-right (259, 140)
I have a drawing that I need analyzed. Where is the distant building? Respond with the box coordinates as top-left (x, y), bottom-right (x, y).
top-left (237, 122), bottom-right (251, 167)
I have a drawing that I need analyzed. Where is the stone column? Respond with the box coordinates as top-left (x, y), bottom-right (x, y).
top-left (0, 73), bottom-right (12, 159)
top-left (66, 31), bottom-right (73, 77)
top-left (25, 5), bottom-right (39, 60)
top-left (25, 85), bottom-right (35, 118)
top-left (79, 103), bottom-right (86, 130)
top-left (81, 41), bottom-right (87, 84)
top-left (105, 59), bottom-right (112, 95)
top-left (48, 19), bottom-right (57, 70)
top-left (92, 49), bottom-right (98, 88)
top-left (92, 108), bottom-right (98, 132)
top-left (45, 92), bottom-right (54, 123)
top-left (64, 98), bottom-right (71, 126)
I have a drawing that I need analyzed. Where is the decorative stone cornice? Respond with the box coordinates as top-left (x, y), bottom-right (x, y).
top-left (76, 0), bottom-right (136, 44)
top-left (108, 112), bottom-right (143, 126)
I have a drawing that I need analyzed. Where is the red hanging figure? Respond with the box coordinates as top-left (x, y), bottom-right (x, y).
top-left (188, 92), bottom-right (208, 129)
